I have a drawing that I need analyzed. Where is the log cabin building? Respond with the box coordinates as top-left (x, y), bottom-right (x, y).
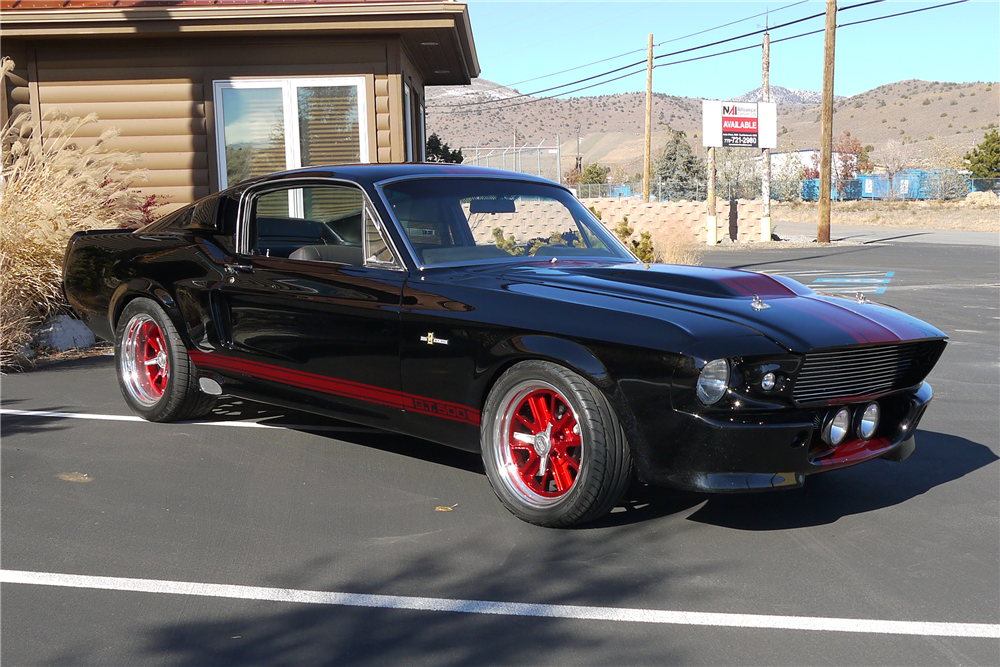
top-left (1, 0), bottom-right (479, 216)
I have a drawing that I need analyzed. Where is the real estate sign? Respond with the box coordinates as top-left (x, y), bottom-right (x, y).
top-left (702, 100), bottom-right (777, 149)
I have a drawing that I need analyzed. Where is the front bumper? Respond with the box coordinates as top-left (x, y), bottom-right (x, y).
top-left (641, 382), bottom-right (933, 493)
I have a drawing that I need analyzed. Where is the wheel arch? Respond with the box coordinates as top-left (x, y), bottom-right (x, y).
top-left (109, 280), bottom-right (195, 350)
top-left (476, 335), bottom-right (648, 469)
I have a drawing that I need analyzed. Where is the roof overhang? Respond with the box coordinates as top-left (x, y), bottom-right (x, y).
top-left (0, 1), bottom-right (480, 84)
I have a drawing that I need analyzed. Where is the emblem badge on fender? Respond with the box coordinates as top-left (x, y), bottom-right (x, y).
top-left (420, 332), bottom-right (449, 346)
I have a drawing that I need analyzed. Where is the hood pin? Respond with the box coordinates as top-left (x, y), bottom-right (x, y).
top-left (751, 294), bottom-right (770, 311)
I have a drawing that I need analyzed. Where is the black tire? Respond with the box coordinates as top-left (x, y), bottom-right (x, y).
top-left (481, 360), bottom-right (632, 527)
top-left (114, 297), bottom-right (216, 422)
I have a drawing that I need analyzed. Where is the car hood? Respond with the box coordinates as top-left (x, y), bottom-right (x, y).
top-left (494, 262), bottom-right (946, 353)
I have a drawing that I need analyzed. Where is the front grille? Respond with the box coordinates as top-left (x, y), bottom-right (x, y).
top-left (793, 342), bottom-right (925, 403)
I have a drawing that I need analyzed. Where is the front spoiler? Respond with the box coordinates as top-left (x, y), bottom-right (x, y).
top-left (646, 382), bottom-right (933, 493)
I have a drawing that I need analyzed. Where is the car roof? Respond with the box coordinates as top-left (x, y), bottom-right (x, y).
top-left (234, 163), bottom-right (564, 191)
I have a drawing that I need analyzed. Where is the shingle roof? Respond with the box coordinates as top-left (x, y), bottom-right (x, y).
top-left (1, 0), bottom-right (413, 8)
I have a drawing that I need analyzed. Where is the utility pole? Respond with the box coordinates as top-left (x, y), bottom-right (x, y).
top-left (761, 30), bottom-right (772, 242)
top-left (706, 146), bottom-right (717, 246)
top-left (643, 33), bottom-right (654, 202)
top-left (513, 124), bottom-right (517, 171)
top-left (575, 124), bottom-right (582, 174)
top-left (818, 0), bottom-right (837, 243)
top-left (556, 134), bottom-right (562, 184)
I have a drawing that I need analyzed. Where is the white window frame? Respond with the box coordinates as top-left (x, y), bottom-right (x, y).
top-left (403, 82), bottom-right (413, 162)
top-left (214, 76), bottom-right (370, 194)
top-left (418, 99), bottom-right (426, 162)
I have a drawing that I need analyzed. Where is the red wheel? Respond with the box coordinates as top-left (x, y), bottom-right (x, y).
top-left (482, 360), bottom-right (632, 527)
top-left (115, 298), bottom-right (216, 422)
top-left (120, 314), bottom-right (169, 406)
top-left (506, 387), bottom-right (582, 499)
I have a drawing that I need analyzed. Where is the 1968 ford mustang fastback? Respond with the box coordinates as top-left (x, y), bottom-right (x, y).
top-left (63, 164), bottom-right (946, 526)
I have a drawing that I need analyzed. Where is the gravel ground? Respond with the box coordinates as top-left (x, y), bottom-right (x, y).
top-left (773, 197), bottom-right (1000, 233)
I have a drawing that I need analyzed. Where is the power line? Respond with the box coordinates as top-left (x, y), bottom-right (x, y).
top-left (657, 0), bottom-right (810, 45)
top-left (434, 0), bottom-right (968, 117)
top-left (429, 0), bottom-right (885, 109)
top-left (651, 0), bottom-right (885, 63)
top-left (504, 0), bottom-right (809, 89)
top-left (836, 0), bottom-right (969, 29)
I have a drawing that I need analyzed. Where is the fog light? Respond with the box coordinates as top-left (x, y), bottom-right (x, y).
top-left (856, 402), bottom-right (880, 440)
top-left (823, 407), bottom-right (851, 446)
top-left (761, 372), bottom-right (777, 391)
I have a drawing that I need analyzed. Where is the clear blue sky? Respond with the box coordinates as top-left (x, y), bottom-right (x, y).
top-left (465, 1), bottom-right (1000, 100)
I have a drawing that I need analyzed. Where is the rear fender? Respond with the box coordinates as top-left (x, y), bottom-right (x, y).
top-left (109, 279), bottom-right (195, 350)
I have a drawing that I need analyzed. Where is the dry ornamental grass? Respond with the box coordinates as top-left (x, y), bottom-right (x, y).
top-left (1, 58), bottom-right (154, 369)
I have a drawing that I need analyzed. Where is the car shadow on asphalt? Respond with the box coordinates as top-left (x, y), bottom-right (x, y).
top-left (200, 400), bottom-right (999, 531)
top-left (208, 398), bottom-right (487, 475)
top-left (684, 429), bottom-right (997, 530)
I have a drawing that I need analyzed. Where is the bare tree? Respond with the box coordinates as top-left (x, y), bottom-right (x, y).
top-left (770, 140), bottom-right (807, 202)
top-left (875, 139), bottom-right (912, 200)
top-left (716, 147), bottom-right (761, 200)
top-left (923, 140), bottom-right (970, 200)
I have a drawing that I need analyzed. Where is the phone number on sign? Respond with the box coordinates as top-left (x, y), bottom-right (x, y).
top-left (722, 133), bottom-right (759, 147)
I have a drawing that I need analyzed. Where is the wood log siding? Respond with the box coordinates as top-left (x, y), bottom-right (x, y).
top-left (4, 35), bottom-right (409, 211)
top-left (38, 101), bottom-right (207, 120)
top-left (375, 74), bottom-right (392, 163)
top-left (2, 54), bottom-right (31, 125)
top-left (37, 82), bottom-right (203, 104)
top-left (28, 52), bottom-right (210, 210)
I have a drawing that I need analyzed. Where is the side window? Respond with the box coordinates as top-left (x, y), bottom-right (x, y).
top-left (247, 184), bottom-right (397, 268)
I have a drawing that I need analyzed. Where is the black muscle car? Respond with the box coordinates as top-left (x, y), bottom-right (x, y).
top-left (63, 164), bottom-right (947, 527)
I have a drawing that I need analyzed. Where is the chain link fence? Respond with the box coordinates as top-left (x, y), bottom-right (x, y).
top-left (572, 181), bottom-right (707, 201)
top-left (461, 141), bottom-right (563, 184)
top-left (799, 174), bottom-right (1000, 201)
top-left (457, 151), bottom-right (1000, 203)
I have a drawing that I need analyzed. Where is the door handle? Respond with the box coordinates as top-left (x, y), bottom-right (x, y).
top-left (224, 263), bottom-right (254, 274)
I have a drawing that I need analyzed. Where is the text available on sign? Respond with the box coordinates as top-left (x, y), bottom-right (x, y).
top-left (722, 103), bottom-right (759, 147)
top-left (702, 100), bottom-right (776, 149)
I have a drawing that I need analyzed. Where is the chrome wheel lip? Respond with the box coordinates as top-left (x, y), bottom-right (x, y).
top-left (119, 314), bottom-right (168, 408)
top-left (491, 380), bottom-right (583, 510)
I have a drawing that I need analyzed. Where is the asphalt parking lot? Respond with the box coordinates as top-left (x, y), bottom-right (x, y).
top-left (3, 238), bottom-right (998, 666)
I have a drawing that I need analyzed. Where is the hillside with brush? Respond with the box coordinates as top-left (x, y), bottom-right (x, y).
top-left (427, 78), bottom-right (999, 175)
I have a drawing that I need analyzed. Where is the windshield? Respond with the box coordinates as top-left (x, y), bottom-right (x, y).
top-left (379, 178), bottom-right (635, 266)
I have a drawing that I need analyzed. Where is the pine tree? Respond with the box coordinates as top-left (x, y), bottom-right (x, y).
top-left (425, 133), bottom-right (463, 163)
top-left (653, 127), bottom-right (706, 199)
top-left (965, 129), bottom-right (1000, 178)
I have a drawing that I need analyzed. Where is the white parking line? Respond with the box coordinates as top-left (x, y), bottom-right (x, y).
top-left (0, 408), bottom-right (375, 433)
top-left (1, 570), bottom-right (996, 639)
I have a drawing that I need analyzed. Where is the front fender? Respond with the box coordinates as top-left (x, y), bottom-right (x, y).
top-left (479, 334), bottom-right (667, 480)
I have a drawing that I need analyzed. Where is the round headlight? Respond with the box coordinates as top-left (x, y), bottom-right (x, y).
top-left (856, 402), bottom-right (880, 440)
top-left (696, 358), bottom-right (729, 405)
top-left (761, 372), bottom-right (777, 391)
top-left (823, 407), bottom-right (851, 446)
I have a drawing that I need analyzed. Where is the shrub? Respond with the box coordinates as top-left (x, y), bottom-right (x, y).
top-left (653, 232), bottom-right (703, 266)
top-left (1, 76), bottom-right (156, 368)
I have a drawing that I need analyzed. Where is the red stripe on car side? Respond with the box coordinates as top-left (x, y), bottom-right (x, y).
top-left (188, 351), bottom-right (481, 426)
